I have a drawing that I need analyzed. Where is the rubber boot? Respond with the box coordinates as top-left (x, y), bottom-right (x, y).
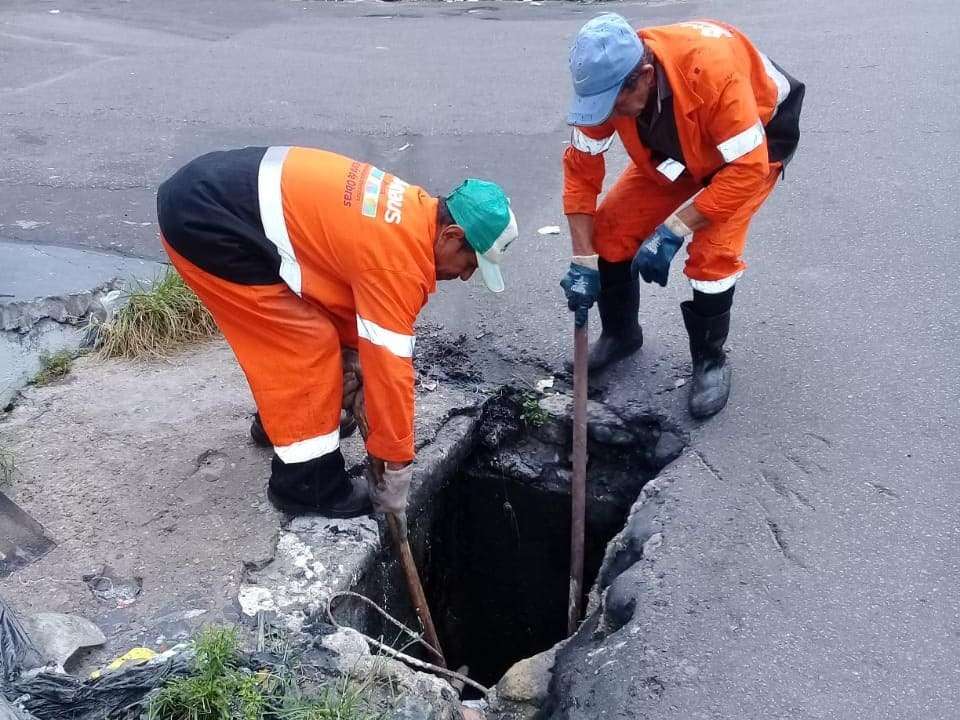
top-left (268, 449), bottom-right (372, 517)
top-left (567, 259), bottom-right (643, 373)
top-left (250, 413), bottom-right (271, 447)
top-left (681, 301), bottom-right (732, 419)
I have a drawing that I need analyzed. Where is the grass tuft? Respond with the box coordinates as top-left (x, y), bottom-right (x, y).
top-left (277, 678), bottom-right (383, 720)
top-left (146, 627), bottom-right (381, 720)
top-left (32, 350), bottom-right (74, 386)
top-left (0, 448), bottom-right (14, 486)
top-left (91, 268), bottom-right (218, 360)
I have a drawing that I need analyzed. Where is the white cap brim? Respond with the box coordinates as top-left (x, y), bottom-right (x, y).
top-left (476, 253), bottom-right (505, 294)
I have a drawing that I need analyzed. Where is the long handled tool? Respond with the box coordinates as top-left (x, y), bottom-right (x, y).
top-left (353, 402), bottom-right (447, 668)
top-left (567, 318), bottom-right (589, 635)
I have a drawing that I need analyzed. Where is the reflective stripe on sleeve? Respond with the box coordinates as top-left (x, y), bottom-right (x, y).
top-left (717, 121), bottom-right (765, 163)
top-left (570, 128), bottom-right (614, 156)
top-left (357, 316), bottom-right (416, 358)
top-left (257, 146), bottom-right (302, 296)
top-left (688, 271), bottom-right (743, 294)
top-left (273, 428), bottom-right (340, 464)
top-left (656, 158), bottom-right (686, 182)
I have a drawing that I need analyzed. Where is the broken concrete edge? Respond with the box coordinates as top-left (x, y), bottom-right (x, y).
top-left (537, 447), bottom-right (715, 718)
top-left (235, 400), bottom-right (487, 634)
top-left (0, 276), bottom-right (161, 410)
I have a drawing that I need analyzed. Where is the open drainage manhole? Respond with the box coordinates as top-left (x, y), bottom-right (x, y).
top-left (350, 389), bottom-right (684, 690)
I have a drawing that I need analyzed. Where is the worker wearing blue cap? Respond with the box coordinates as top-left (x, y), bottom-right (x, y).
top-left (560, 15), bottom-right (804, 418)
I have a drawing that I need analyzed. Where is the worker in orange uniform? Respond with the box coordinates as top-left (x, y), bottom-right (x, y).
top-left (560, 15), bottom-right (804, 418)
top-left (157, 147), bottom-right (518, 518)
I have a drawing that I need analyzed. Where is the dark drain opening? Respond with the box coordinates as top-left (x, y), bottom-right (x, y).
top-left (350, 389), bottom-right (684, 691)
top-left (425, 463), bottom-right (626, 688)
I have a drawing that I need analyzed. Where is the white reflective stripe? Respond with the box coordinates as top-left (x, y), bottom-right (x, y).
top-left (570, 128), bottom-right (614, 156)
top-left (656, 158), bottom-right (686, 182)
top-left (688, 271), bottom-right (743, 294)
top-left (760, 53), bottom-right (790, 115)
top-left (357, 316), bottom-right (415, 358)
top-left (257, 146), bottom-right (302, 296)
top-left (273, 429), bottom-right (340, 464)
top-left (717, 121), bottom-right (765, 163)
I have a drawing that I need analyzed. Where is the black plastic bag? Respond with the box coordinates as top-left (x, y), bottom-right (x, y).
top-left (0, 696), bottom-right (38, 720)
top-left (0, 599), bottom-right (41, 682)
top-left (4, 653), bottom-right (194, 720)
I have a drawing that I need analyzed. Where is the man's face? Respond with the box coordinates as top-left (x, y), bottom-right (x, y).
top-left (612, 64), bottom-right (656, 119)
top-left (435, 225), bottom-right (478, 282)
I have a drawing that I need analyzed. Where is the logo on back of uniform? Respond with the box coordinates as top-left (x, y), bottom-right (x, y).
top-left (384, 176), bottom-right (409, 224)
top-left (678, 21), bottom-right (732, 39)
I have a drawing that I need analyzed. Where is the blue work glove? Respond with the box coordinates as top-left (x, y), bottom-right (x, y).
top-left (630, 224), bottom-right (684, 287)
top-left (560, 261), bottom-right (600, 328)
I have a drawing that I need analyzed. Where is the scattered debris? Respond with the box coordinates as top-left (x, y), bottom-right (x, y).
top-left (674, 378), bottom-right (687, 388)
top-left (82, 565), bottom-right (143, 608)
top-left (534, 376), bottom-right (554, 393)
top-left (537, 225), bottom-right (561, 236)
top-left (89, 647), bottom-right (156, 679)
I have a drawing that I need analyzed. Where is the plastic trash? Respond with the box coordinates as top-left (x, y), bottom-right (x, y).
top-left (5, 651), bottom-right (193, 720)
top-left (0, 598), bottom-right (42, 682)
top-left (0, 696), bottom-right (38, 720)
top-left (89, 647), bottom-right (156, 679)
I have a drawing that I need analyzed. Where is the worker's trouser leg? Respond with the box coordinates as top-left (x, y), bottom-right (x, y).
top-left (593, 162), bottom-right (781, 288)
top-left (161, 238), bottom-right (360, 513)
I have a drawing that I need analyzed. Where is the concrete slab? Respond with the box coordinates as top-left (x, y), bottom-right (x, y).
top-left (0, 240), bottom-right (162, 407)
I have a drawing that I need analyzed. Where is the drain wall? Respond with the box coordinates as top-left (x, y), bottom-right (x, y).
top-left (349, 390), bottom-right (684, 688)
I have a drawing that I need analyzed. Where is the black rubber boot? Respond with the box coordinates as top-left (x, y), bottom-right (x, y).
top-left (567, 259), bottom-right (643, 373)
top-left (250, 413), bottom-right (271, 448)
top-left (267, 449), bottom-right (372, 517)
top-left (681, 301), bottom-right (732, 419)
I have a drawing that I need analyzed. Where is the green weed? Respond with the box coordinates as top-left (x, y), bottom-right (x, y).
top-left (520, 392), bottom-right (549, 428)
top-left (146, 627), bottom-right (380, 720)
top-left (31, 349), bottom-right (73, 386)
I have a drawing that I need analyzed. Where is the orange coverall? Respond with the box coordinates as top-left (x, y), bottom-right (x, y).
top-left (159, 147), bottom-right (436, 464)
top-left (563, 20), bottom-right (800, 289)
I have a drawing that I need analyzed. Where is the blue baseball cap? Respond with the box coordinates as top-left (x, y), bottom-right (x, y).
top-left (567, 13), bottom-right (644, 127)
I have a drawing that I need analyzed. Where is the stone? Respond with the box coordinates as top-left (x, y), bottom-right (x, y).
top-left (496, 645), bottom-right (559, 704)
top-left (318, 628), bottom-right (371, 674)
top-left (21, 612), bottom-right (106, 671)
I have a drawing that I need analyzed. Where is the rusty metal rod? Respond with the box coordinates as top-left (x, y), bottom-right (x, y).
top-left (568, 319), bottom-right (589, 635)
top-left (355, 401), bottom-right (447, 667)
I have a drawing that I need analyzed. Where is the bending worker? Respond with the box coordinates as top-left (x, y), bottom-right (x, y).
top-left (157, 146), bottom-right (518, 518)
top-left (560, 15), bottom-right (804, 418)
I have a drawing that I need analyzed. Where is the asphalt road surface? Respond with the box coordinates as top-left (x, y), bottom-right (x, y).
top-left (2, 1), bottom-right (958, 717)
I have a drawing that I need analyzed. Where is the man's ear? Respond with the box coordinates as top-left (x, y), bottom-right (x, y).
top-left (440, 224), bottom-right (466, 247)
top-left (640, 63), bottom-right (656, 85)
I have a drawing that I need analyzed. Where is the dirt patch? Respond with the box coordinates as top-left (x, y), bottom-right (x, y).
top-left (0, 342), bottom-right (277, 670)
